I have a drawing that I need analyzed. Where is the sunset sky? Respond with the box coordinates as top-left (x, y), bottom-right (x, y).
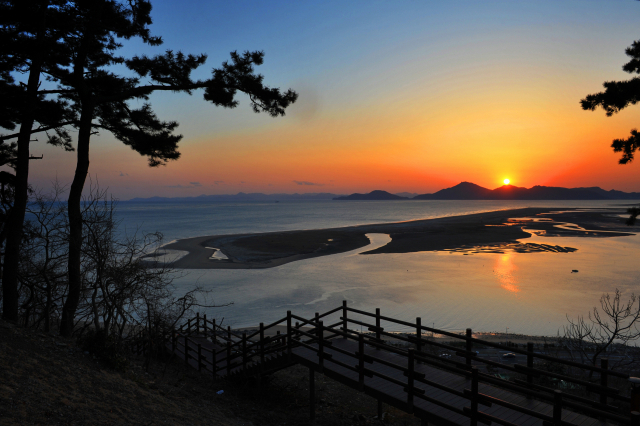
top-left (16, 0), bottom-right (640, 199)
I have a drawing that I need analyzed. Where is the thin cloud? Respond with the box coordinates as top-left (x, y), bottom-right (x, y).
top-left (119, 171), bottom-right (129, 177)
top-left (213, 180), bottom-right (225, 185)
top-left (293, 180), bottom-right (324, 186)
top-left (166, 182), bottom-right (202, 189)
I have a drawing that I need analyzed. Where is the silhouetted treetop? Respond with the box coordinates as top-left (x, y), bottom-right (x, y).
top-left (205, 51), bottom-right (298, 116)
top-left (0, 0), bottom-right (76, 149)
top-left (96, 101), bottom-right (182, 167)
top-left (581, 36), bottom-right (640, 164)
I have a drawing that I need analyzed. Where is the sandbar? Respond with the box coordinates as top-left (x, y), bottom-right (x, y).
top-left (153, 207), bottom-right (636, 269)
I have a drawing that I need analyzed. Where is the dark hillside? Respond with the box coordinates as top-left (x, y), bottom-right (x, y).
top-left (0, 320), bottom-right (419, 426)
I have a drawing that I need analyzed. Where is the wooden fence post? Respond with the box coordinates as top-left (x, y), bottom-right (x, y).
top-left (600, 358), bottom-right (609, 406)
top-left (416, 317), bottom-right (422, 353)
top-left (227, 325), bottom-right (231, 342)
top-left (203, 314), bottom-right (207, 338)
top-left (171, 327), bottom-right (176, 353)
top-left (198, 343), bottom-right (202, 372)
top-left (342, 300), bottom-right (348, 333)
top-left (358, 333), bottom-right (365, 390)
top-left (212, 318), bottom-right (216, 342)
top-left (407, 349), bottom-right (415, 412)
top-left (259, 322), bottom-right (265, 366)
top-left (466, 328), bottom-right (472, 368)
top-left (318, 320), bottom-right (324, 372)
top-left (213, 346), bottom-right (217, 379)
top-left (196, 312), bottom-right (200, 334)
top-left (226, 341), bottom-right (232, 376)
top-left (242, 332), bottom-right (247, 371)
top-left (376, 308), bottom-right (381, 345)
top-left (184, 335), bottom-right (189, 367)
top-left (527, 342), bottom-right (534, 387)
top-left (553, 390), bottom-right (563, 426)
top-left (470, 366), bottom-right (479, 426)
top-left (287, 311), bottom-right (292, 358)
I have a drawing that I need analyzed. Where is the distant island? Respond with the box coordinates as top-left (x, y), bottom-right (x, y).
top-left (333, 190), bottom-right (408, 200)
top-left (335, 182), bottom-right (640, 200)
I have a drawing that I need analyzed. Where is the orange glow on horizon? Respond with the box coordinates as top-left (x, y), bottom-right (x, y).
top-left (24, 31), bottom-right (640, 199)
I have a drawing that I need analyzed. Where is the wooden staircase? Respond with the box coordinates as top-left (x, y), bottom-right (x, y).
top-left (145, 302), bottom-right (639, 426)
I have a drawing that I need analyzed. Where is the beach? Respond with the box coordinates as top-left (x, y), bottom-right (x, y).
top-left (157, 207), bottom-right (635, 269)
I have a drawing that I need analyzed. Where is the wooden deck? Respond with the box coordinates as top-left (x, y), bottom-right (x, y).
top-left (293, 338), bottom-right (606, 426)
top-left (154, 303), bottom-right (638, 426)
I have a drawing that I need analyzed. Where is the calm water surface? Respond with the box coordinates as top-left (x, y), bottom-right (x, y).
top-left (116, 199), bottom-right (640, 336)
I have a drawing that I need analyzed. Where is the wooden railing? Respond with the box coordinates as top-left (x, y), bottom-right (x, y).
top-left (155, 302), bottom-right (640, 426)
top-left (335, 303), bottom-right (639, 426)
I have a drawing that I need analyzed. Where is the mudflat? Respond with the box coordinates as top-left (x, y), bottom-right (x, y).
top-left (155, 207), bottom-right (636, 269)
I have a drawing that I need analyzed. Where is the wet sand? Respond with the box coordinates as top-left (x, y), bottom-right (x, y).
top-left (155, 207), bottom-right (636, 269)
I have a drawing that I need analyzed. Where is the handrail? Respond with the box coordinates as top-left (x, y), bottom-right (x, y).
top-left (343, 305), bottom-right (629, 379)
top-left (467, 335), bottom-right (628, 378)
top-left (171, 303), bottom-right (637, 426)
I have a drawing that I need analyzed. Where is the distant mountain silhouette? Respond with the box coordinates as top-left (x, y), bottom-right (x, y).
top-left (395, 192), bottom-right (419, 198)
top-left (413, 182), bottom-right (640, 200)
top-left (333, 190), bottom-right (408, 200)
top-left (127, 183), bottom-right (640, 202)
top-left (127, 192), bottom-right (344, 202)
top-left (413, 182), bottom-right (493, 200)
top-left (573, 187), bottom-right (640, 199)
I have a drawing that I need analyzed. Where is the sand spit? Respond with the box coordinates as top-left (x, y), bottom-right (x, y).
top-left (155, 207), bottom-right (636, 269)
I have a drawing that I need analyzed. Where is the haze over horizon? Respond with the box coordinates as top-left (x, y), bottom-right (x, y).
top-left (9, 0), bottom-right (640, 199)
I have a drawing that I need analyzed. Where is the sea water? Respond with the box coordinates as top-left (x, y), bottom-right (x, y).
top-left (115, 199), bottom-right (640, 336)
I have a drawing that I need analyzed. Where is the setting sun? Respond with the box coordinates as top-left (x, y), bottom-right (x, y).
top-left (504, 178), bottom-right (510, 185)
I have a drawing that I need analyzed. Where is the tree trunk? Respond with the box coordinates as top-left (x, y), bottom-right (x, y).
top-left (2, 57), bottom-right (43, 322)
top-left (59, 102), bottom-right (93, 336)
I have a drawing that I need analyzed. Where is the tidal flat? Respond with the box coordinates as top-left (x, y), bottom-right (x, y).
top-left (150, 206), bottom-right (640, 336)
top-left (158, 207), bottom-right (634, 269)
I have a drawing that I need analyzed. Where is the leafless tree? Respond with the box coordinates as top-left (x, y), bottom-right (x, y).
top-left (561, 289), bottom-right (640, 371)
top-left (18, 183), bottom-right (68, 331)
top-left (69, 182), bottom-right (226, 368)
top-left (13, 181), bottom-right (226, 368)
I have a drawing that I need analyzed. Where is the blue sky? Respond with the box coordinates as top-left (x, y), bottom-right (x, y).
top-left (15, 0), bottom-right (640, 198)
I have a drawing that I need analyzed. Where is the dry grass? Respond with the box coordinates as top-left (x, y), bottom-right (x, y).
top-left (0, 320), bottom-right (421, 426)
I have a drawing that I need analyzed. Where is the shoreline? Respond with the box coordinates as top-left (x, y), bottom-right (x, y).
top-left (154, 207), bottom-right (636, 269)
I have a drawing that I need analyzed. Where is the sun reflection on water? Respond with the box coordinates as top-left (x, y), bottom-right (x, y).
top-left (493, 252), bottom-right (520, 295)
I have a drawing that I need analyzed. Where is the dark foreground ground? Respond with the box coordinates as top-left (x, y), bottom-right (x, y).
top-left (0, 320), bottom-right (420, 426)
